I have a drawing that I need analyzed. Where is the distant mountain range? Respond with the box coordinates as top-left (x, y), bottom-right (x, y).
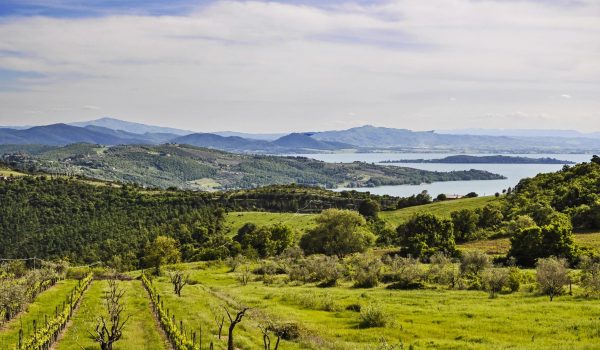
top-left (2, 118), bottom-right (600, 153)
top-left (70, 117), bottom-right (193, 136)
top-left (437, 128), bottom-right (600, 139)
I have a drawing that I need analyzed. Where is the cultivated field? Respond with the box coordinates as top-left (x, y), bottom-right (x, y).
top-left (55, 280), bottom-right (168, 350)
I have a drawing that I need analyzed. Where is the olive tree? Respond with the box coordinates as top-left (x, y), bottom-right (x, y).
top-left (483, 268), bottom-right (509, 298)
top-left (579, 256), bottom-right (600, 296)
top-left (460, 250), bottom-right (490, 276)
top-left (536, 257), bottom-right (569, 301)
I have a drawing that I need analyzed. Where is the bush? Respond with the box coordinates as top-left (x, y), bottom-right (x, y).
top-left (300, 209), bottom-right (375, 257)
top-left (349, 254), bottom-right (383, 288)
top-left (428, 252), bottom-right (457, 287)
top-left (287, 255), bottom-right (343, 286)
top-left (359, 304), bottom-right (389, 328)
top-left (396, 213), bottom-right (456, 258)
top-left (381, 255), bottom-right (423, 287)
top-left (507, 267), bottom-right (522, 292)
top-left (271, 322), bottom-right (301, 340)
top-left (346, 303), bottom-right (362, 312)
top-left (460, 250), bottom-right (490, 275)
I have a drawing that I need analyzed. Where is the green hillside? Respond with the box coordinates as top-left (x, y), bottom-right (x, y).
top-left (1, 143), bottom-right (504, 190)
top-left (380, 196), bottom-right (499, 226)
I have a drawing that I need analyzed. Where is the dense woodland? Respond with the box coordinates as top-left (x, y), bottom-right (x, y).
top-left (0, 177), bottom-right (225, 270)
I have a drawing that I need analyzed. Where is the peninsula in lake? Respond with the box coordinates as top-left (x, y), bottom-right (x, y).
top-left (380, 155), bottom-right (576, 164)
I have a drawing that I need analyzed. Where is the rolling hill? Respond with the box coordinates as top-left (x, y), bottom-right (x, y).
top-left (0, 143), bottom-right (505, 190)
top-left (0, 123), bottom-right (180, 146)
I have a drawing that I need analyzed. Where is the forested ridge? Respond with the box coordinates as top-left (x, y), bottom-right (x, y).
top-left (0, 143), bottom-right (504, 190)
top-left (0, 176), bottom-right (225, 270)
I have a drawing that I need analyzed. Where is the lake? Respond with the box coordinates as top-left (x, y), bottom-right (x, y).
top-left (294, 153), bottom-right (593, 197)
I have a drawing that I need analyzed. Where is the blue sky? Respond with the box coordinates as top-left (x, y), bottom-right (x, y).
top-left (0, 0), bottom-right (598, 132)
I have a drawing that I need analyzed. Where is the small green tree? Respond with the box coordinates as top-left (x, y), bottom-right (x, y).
top-left (145, 236), bottom-right (181, 275)
top-left (300, 209), bottom-right (375, 258)
top-left (460, 250), bottom-right (490, 276)
top-left (579, 256), bottom-right (600, 296)
top-left (536, 257), bottom-right (569, 301)
top-left (509, 213), bottom-right (577, 267)
top-left (396, 213), bottom-right (456, 258)
top-left (235, 224), bottom-right (294, 258)
top-left (483, 268), bottom-right (509, 298)
top-left (451, 209), bottom-right (479, 242)
top-left (358, 199), bottom-right (380, 219)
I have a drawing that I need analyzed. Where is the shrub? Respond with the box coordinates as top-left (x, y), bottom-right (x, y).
top-left (359, 304), bottom-right (389, 328)
top-left (287, 255), bottom-right (343, 286)
top-left (381, 255), bottom-right (423, 289)
top-left (349, 254), bottom-right (383, 288)
top-left (460, 250), bottom-right (490, 276)
top-left (428, 252), bottom-right (457, 287)
top-left (507, 267), bottom-right (522, 292)
top-left (396, 213), bottom-right (456, 258)
top-left (346, 303), bottom-right (362, 312)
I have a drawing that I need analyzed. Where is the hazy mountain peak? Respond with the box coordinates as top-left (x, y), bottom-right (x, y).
top-left (70, 117), bottom-right (193, 136)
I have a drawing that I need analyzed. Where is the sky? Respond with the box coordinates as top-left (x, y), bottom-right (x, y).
top-left (0, 0), bottom-right (599, 133)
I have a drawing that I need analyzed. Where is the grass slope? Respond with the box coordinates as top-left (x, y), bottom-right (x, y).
top-left (0, 280), bottom-right (78, 349)
top-left (224, 196), bottom-right (498, 236)
top-left (158, 263), bottom-right (600, 350)
top-left (55, 280), bottom-right (168, 350)
top-left (460, 231), bottom-right (600, 255)
top-left (380, 196), bottom-right (499, 227)
top-left (224, 212), bottom-right (317, 236)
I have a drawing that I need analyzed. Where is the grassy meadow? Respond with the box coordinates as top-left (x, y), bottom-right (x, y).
top-left (380, 196), bottom-right (499, 227)
top-left (145, 262), bottom-right (600, 350)
top-left (225, 196), bottom-right (499, 237)
top-left (224, 211), bottom-right (317, 236)
top-left (459, 231), bottom-right (600, 255)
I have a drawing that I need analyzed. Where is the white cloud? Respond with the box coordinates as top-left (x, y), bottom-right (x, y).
top-left (561, 94), bottom-right (572, 99)
top-left (0, 0), bottom-right (599, 132)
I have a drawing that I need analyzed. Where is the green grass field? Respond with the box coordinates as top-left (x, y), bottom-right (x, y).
top-left (380, 196), bottom-right (499, 227)
top-left (460, 231), bottom-right (600, 255)
top-left (224, 211), bottom-right (318, 236)
top-left (0, 168), bottom-right (26, 177)
top-left (225, 196), bottom-right (498, 237)
top-left (150, 270), bottom-right (307, 350)
top-left (149, 262), bottom-right (600, 350)
top-left (0, 280), bottom-right (78, 349)
top-left (55, 280), bottom-right (168, 350)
